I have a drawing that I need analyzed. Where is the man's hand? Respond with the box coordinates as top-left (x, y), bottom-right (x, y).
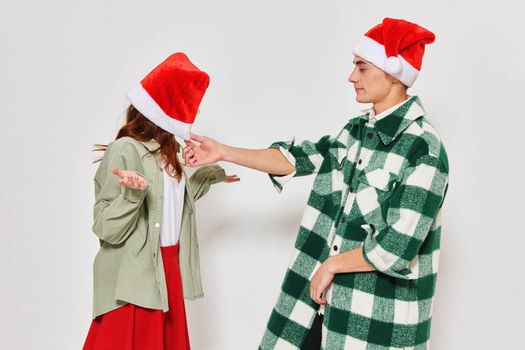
top-left (183, 133), bottom-right (224, 167)
top-left (310, 259), bottom-right (335, 305)
top-left (111, 167), bottom-right (148, 190)
top-left (310, 248), bottom-right (376, 304)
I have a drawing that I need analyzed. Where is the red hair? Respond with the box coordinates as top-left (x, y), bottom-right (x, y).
top-left (93, 105), bottom-right (183, 180)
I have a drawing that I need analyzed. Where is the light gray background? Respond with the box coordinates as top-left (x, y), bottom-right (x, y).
top-left (1, 1), bottom-right (524, 349)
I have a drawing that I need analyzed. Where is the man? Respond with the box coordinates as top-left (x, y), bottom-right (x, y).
top-left (184, 18), bottom-right (449, 349)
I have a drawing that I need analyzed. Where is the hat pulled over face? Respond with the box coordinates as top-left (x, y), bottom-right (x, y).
top-left (353, 18), bottom-right (435, 87)
top-left (126, 52), bottom-right (210, 140)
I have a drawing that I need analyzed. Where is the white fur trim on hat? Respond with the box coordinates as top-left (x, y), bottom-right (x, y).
top-left (126, 83), bottom-right (192, 140)
top-left (353, 36), bottom-right (420, 87)
top-left (384, 56), bottom-right (402, 75)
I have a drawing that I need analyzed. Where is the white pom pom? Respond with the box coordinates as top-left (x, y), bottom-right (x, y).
top-left (384, 56), bottom-right (402, 75)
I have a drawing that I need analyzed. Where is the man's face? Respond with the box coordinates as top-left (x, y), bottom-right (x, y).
top-left (348, 56), bottom-right (395, 104)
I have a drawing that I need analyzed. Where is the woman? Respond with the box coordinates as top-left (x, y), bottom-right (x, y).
top-left (83, 52), bottom-right (239, 350)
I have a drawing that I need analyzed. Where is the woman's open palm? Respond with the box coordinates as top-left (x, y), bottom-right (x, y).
top-left (111, 167), bottom-right (148, 190)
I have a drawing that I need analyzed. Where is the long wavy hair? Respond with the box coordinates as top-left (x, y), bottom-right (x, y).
top-left (93, 105), bottom-right (183, 180)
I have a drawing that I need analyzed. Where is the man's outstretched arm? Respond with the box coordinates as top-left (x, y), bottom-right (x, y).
top-left (183, 133), bottom-right (295, 175)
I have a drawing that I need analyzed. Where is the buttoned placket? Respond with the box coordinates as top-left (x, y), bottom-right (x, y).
top-left (151, 157), bottom-right (168, 309)
top-left (336, 118), bottom-right (378, 241)
top-left (319, 116), bottom-right (378, 313)
top-left (327, 118), bottom-right (369, 252)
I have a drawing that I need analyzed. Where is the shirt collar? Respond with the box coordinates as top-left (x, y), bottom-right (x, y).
top-left (139, 139), bottom-right (160, 152)
top-left (360, 95), bottom-right (426, 145)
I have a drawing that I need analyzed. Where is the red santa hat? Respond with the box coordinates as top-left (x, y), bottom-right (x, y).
top-left (126, 52), bottom-right (210, 140)
top-left (353, 18), bottom-right (435, 87)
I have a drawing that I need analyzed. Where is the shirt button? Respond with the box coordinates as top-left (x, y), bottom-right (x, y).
top-left (367, 132), bottom-right (373, 139)
top-left (333, 245), bottom-right (338, 251)
top-left (155, 223), bottom-right (160, 228)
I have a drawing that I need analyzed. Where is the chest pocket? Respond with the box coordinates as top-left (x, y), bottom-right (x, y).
top-left (358, 168), bottom-right (398, 193)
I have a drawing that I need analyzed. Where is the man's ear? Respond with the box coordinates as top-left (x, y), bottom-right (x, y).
top-left (388, 74), bottom-right (409, 90)
top-left (387, 73), bottom-right (401, 84)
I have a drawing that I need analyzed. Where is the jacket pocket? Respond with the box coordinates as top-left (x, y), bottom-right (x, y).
top-left (358, 168), bottom-right (398, 192)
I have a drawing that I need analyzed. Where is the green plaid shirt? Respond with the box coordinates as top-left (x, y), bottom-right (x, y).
top-left (259, 96), bottom-right (449, 349)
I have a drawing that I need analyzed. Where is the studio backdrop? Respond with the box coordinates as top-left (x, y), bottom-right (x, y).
top-left (1, 0), bottom-right (524, 349)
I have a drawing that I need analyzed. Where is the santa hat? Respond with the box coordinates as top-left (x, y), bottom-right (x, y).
top-left (353, 18), bottom-right (435, 87)
top-left (126, 52), bottom-right (210, 140)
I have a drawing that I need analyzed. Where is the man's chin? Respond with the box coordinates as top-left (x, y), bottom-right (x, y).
top-left (355, 95), bottom-right (370, 104)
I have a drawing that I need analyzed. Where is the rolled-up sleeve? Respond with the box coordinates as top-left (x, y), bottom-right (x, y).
top-left (188, 164), bottom-right (227, 201)
top-left (268, 135), bottom-right (332, 192)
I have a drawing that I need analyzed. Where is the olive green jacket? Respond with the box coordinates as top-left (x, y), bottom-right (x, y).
top-left (91, 136), bottom-right (225, 319)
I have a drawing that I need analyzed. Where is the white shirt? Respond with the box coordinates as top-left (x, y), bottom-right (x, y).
top-left (160, 168), bottom-right (186, 247)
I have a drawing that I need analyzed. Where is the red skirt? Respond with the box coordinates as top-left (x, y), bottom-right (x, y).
top-left (83, 244), bottom-right (190, 350)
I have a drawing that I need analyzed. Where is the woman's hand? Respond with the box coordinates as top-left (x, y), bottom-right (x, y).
top-left (111, 167), bottom-right (148, 190)
top-left (224, 174), bottom-right (241, 183)
top-left (310, 259), bottom-right (335, 305)
top-left (183, 133), bottom-right (224, 167)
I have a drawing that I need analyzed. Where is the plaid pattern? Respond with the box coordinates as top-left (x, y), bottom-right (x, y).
top-left (259, 96), bottom-right (449, 349)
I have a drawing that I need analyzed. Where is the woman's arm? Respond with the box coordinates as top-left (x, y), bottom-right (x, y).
top-left (92, 140), bottom-right (149, 245)
top-left (188, 165), bottom-right (240, 201)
